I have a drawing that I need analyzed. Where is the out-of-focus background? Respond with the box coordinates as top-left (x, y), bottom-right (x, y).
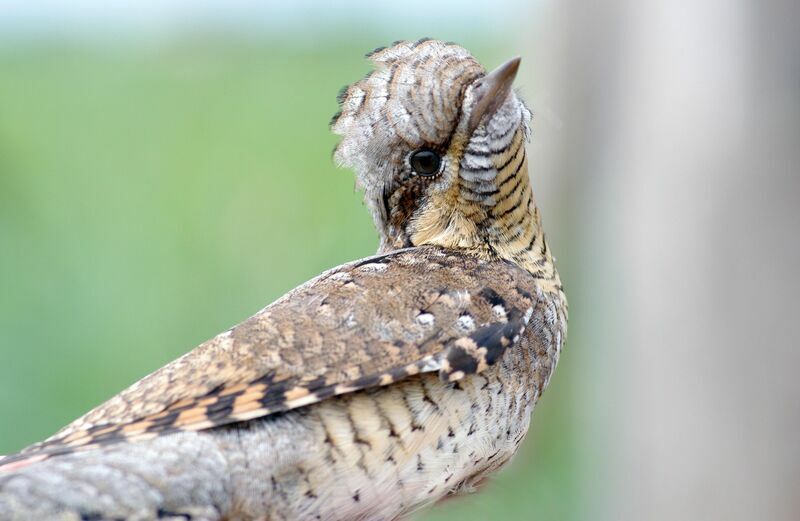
top-left (0, 1), bottom-right (797, 520)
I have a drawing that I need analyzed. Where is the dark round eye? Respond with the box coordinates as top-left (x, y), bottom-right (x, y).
top-left (409, 149), bottom-right (441, 177)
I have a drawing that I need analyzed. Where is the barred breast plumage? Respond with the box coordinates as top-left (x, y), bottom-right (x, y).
top-left (0, 39), bottom-right (567, 521)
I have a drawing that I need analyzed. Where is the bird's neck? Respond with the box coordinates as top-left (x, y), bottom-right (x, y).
top-left (404, 132), bottom-right (561, 289)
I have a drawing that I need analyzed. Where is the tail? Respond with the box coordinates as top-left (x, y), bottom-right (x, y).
top-left (0, 453), bottom-right (49, 473)
top-left (0, 432), bottom-right (231, 520)
top-left (0, 441), bottom-right (103, 473)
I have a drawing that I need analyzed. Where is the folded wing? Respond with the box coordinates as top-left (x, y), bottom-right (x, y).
top-left (5, 246), bottom-right (539, 464)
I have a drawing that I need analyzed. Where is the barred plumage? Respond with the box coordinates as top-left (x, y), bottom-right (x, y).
top-left (0, 40), bottom-right (567, 521)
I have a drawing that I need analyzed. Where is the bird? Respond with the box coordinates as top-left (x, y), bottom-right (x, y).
top-left (0, 39), bottom-right (567, 521)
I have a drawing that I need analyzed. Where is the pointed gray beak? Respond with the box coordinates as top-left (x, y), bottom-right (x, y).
top-left (467, 57), bottom-right (521, 134)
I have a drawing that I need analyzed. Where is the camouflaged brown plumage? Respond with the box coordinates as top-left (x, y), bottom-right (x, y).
top-left (0, 39), bottom-right (567, 521)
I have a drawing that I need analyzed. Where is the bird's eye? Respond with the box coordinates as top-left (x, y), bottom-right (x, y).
top-left (409, 149), bottom-right (441, 177)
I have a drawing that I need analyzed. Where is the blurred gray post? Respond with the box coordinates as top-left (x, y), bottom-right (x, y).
top-left (524, 0), bottom-right (800, 519)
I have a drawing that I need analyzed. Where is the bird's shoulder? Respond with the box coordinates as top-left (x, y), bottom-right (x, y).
top-left (22, 246), bottom-right (544, 457)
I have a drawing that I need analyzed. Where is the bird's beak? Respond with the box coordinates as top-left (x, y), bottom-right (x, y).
top-left (467, 57), bottom-right (521, 134)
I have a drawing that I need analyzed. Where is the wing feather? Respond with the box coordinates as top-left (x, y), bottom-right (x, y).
top-left (3, 246), bottom-right (538, 465)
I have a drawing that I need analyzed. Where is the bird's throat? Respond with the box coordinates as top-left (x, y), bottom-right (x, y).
top-left (408, 144), bottom-right (556, 282)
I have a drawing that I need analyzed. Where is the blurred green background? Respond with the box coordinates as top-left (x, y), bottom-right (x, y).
top-left (4, 2), bottom-right (797, 521)
top-left (0, 19), bottom-right (580, 521)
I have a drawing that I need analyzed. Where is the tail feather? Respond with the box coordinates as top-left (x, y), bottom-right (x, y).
top-left (0, 454), bottom-right (49, 473)
top-left (0, 432), bottom-right (232, 520)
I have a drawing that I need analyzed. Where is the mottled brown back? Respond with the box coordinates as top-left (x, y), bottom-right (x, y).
top-left (12, 247), bottom-right (539, 460)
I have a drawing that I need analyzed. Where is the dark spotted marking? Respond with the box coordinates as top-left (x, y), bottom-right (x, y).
top-left (389, 365), bottom-right (411, 380)
top-left (525, 231), bottom-right (538, 252)
top-left (445, 346), bottom-right (479, 376)
top-left (205, 394), bottom-right (239, 416)
top-left (515, 286), bottom-right (533, 300)
top-left (401, 392), bottom-right (426, 432)
top-left (495, 138), bottom-right (524, 172)
top-left (365, 46), bottom-right (387, 58)
top-left (478, 287), bottom-right (506, 308)
top-left (80, 514), bottom-right (108, 521)
top-left (336, 85), bottom-right (350, 105)
top-left (421, 384), bottom-right (440, 411)
top-left (329, 110), bottom-right (343, 128)
top-left (313, 384), bottom-right (337, 401)
top-left (351, 251), bottom-right (397, 268)
top-left (352, 374), bottom-right (382, 389)
top-left (464, 147), bottom-right (493, 157)
top-left (145, 411), bottom-right (180, 432)
top-left (473, 311), bottom-right (525, 365)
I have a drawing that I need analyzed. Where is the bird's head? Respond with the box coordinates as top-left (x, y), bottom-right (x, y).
top-left (332, 39), bottom-right (537, 260)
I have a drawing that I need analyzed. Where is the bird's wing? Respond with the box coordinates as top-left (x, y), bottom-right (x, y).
top-left (10, 246), bottom-right (539, 461)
